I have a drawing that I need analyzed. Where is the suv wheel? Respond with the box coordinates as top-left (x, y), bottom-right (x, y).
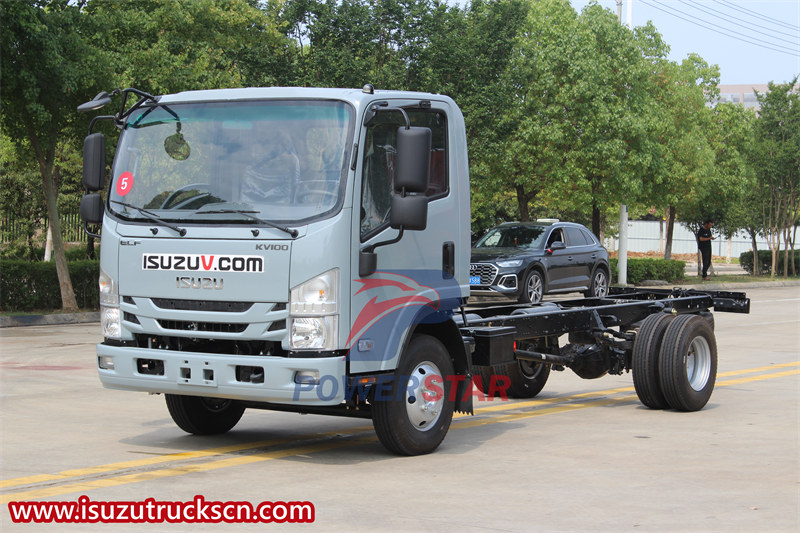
top-left (519, 270), bottom-right (544, 304)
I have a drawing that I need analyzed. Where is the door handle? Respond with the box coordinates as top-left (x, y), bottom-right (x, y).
top-left (442, 242), bottom-right (455, 278)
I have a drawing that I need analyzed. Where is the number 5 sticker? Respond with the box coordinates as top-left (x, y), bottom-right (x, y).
top-left (116, 171), bottom-right (134, 196)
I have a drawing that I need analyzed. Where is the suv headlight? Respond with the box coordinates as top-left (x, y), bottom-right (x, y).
top-left (290, 269), bottom-right (339, 350)
top-left (497, 259), bottom-right (523, 268)
top-left (99, 267), bottom-right (121, 339)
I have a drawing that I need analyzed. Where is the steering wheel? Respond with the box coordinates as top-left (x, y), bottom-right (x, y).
top-left (295, 181), bottom-right (338, 205)
top-left (160, 183), bottom-right (215, 210)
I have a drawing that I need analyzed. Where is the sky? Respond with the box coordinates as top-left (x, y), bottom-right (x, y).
top-left (570, 0), bottom-right (800, 86)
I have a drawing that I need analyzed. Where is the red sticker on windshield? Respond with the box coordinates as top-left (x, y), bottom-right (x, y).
top-left (116, 171), bottom-right (134, 196)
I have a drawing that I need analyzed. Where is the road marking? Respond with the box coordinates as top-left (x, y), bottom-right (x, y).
top-left (2, 364), bottom-right (797, 504)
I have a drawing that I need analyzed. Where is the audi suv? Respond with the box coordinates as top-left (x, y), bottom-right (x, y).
top-left (470, 221), bottom-right (610, 303)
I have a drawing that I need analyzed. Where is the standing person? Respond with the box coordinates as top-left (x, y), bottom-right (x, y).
top-left (697, 219), bottom-right (715, 281)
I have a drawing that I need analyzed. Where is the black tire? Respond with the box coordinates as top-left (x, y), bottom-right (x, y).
top-left (519, 269), bottom-right (544, 304)
top-left (584, 267), bottom-right (609, 298)
top-left (473, 365), bottom-right (494, 396)
top-left (371, 335), bottom-right (455, 455)
top-left (659, 314), bottom-right (718, 412)
top-left (165, 394), bottom-right (245, 435)
top-left (632, 313), bottom-right (675, 409)
top-left (498, 358), bottom-right (551, 398)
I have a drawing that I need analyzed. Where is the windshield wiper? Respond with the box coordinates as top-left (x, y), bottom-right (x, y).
top-left (198, 209), bottom-right (299, 238)
top-left (110, 200), bottom-right (187, 236)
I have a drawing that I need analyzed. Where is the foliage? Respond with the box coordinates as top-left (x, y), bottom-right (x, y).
top-left (679, 102), bottom-right (756, 242)
top-left (751, 79), bottom-right (800, 277)
top-left (0, 260), bottom-right (99, 312)
top-left (609, 257), bottom-right (685, 285)
top-left (739, 250), bottom-right (800, 277)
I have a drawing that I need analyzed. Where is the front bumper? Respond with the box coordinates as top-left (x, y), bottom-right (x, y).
top-left (96, 343), bottom-right (347, 405)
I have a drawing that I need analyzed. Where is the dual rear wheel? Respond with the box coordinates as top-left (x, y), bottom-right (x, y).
top-left (632, 313), bottom-right (717, 411)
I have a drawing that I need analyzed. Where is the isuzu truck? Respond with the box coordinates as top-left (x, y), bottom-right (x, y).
top-left (79, 86), bottom-right (749, 455)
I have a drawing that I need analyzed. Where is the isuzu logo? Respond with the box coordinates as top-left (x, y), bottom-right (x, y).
top-left (142, 254), bottom-right (263, 273)
top-left (176, 277), bottom-right (224, 290)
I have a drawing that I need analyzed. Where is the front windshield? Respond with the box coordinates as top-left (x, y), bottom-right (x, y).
top-left (475, 225), bottom-right (547, 249)
top-left (108, 100), bottom-right (354, 224)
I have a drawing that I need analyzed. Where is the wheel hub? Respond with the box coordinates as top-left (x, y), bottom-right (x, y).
top-left (405, 362), bottom-right (444, 432)
top-left (685, 336), bottom-right (712, 391)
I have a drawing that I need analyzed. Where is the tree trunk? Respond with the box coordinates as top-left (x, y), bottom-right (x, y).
top-left (29, 128), bottom-right (79, 312)
top-left (42, 166), bottom-right (79, 311)
top-left (591, 201), bottom-right (601, 241)
top-left (664, 205), bottom-right (675, 260)
top-left (515, 185), bottom-right (532, 222)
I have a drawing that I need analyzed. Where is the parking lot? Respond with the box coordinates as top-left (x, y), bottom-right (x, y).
top-left (1, 285), bottom-right (798, 532)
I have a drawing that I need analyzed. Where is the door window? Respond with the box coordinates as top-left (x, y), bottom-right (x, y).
top-left (360, 108), bottom-right (448, 240)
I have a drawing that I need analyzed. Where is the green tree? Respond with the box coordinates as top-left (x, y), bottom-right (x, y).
top-left (679, 102), bottom-right (755, 273)
top-left (752, 79), bottom-right (800, 277)
top-left (85, 0), bottom-right (286, 92)
top-left (482, 0), bottom-right (665, 238)
top-left (644, 55), bottom-right (718, 259)
top-left (0, 0), bottom-right (112, 311)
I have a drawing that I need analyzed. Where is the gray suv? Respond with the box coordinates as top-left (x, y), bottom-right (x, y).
top-left (470, 221), bottom-right (610, 303)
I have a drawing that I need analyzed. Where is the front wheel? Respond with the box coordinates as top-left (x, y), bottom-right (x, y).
top-left (165, 395), bottom-right (245, 435)
top-left (519, 270), bottom-right (544, 304)
top-left (371, 335), bottom-right (455, 455)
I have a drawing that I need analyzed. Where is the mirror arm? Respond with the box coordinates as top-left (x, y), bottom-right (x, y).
top-left (364, 105), bottom-right (411, 129)
top-left (87, 115), bottom-right (116, 135)
top-left (359, 228), bottom-right (405, 277)
top-left (83, 221), bottom-right (101, 239)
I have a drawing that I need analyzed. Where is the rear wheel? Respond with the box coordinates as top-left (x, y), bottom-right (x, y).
top-left (165, 395), bottom-right (245, 435)
top-left (499, 358), bottom-right (551, 398)
top-left (632, 313), bottom-right (675, 409)
top-left (371, 335), bottom-right (455, 455)
top-left (659, 314), bottom-right (717, 411)
top-left (584, 268), bottom-right (609, 298)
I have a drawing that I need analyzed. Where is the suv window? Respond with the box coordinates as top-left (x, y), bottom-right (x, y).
top-left (566, 227), bottom-right (589, 246)
top-left (360, 108), bottom-right (448, 239)
top-left (546, 228), bottom-right (565, 248)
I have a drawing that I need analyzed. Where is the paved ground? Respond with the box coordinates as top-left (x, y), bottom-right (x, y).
top-left (1, 286), bottom-right (798, 532)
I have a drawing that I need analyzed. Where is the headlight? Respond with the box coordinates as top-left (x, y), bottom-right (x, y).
top-left (99, 268), bottom-right (121, 339)
top-left (497, 259), bottom-right (523, 268)
top-left (289, 269), bottom-right (339, 350)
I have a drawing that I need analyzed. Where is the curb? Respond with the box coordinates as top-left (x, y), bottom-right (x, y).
top-left (0, 312), bottom-right (100, 328)
top-left (635, 280), bottom-right (800, 291)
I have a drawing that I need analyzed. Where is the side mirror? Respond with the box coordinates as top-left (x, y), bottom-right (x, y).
top-left (80, 193), bottom-right (104, 224)
top-left (83, 133), bottom-right (106, 191)
top-left (394, 126), bottom-right (431, 193)
top-left (390, 194), bottom-right (427, 230)
top-left (547, 241), bottom-right (566, 253)
top-left (390, 126), bottom-right (431, 231)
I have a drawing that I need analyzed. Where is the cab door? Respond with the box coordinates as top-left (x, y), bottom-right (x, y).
top-left (348, 99), bottom-right (464, 374)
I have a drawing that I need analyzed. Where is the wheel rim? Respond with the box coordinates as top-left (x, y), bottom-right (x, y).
top-left (405, 361), bottom-right (444, 432)
top-left (200, 397), bottom-right (232, 412)
top-left (593, 271), bottom-right (607, 297)
top-left (685, 336), bottom-right (712, 391)
top-left (519, 359), bottom-right (544, 379)
top-left (527, 273), bottom-right (543, 302)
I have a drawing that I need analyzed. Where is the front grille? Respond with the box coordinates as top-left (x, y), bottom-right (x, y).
top-left (470, 263), bottom-right (498, 285)
top-left (157, 320), bottom-right (247, 333)
top-left (150, 298), bottom-right (254, 313)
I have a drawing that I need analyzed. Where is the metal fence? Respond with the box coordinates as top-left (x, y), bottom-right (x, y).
top-left (1, 212), bottom-right (87, 244)
top-left (604, 220), bottom-right (774, 258)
